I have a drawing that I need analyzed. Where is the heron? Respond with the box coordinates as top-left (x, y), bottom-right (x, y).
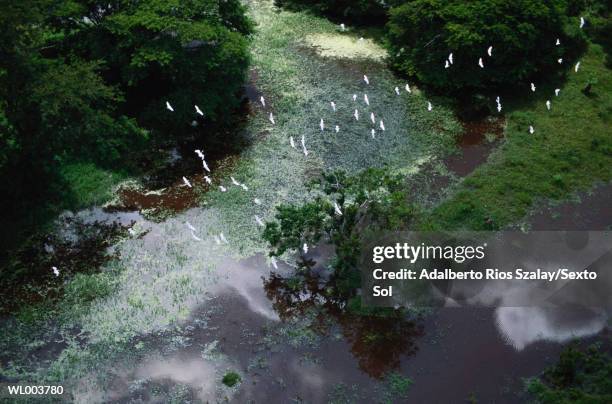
top-left (271, 257), bottom-right (278, 269)
top-left (260, 96), bottom-right (266, 107)
top-left (186, 221), bottom-right (196, 232)
top-left (370, 112), bottom-right (375, 124)
top-left (575, 61), bottom-right (581, 72)
top-left (529, 126), bottom-right (535, 134)
top-left (166, 101), bottom-right (174, 112)
top-left (334, 202), bottom-right (343, 216)
top-left (52, 266), bottom-right (59, 277)
top-left (497, 103), bottom-right (502, 113)
top-left (546, 100), bottom-right (551, 110)
top-left (195, 105), bottom-right (204, 116)
top-left (354, 109), bottom-right (359, 121)
top-left (448, 53), bottom-right (453, 64)
top-left (220, 233), bottom-right (228, 243)
top-left (231, 176), bottom-right (240, 186)
top-left (202, 159), bottom-right (210, 173)
top-left (290, 136), bottom-right (296, 149)
top-left (340, 23), bottom-right (346, 31)
top-left (445, 60), bottom-right (450, 69)
top-left (558, 58), bottom-right (563, 64)
top-left (395, 86), bottom-right (400, 95)
top-left (320, 118), bottom-right (325, 131)
top-left (364, 94), bottom-right (369, 106)
top-left (405, 84), bottom-right (411, 93)
top-left (487, 46), bottom-right (493, 57)
top-left (478, 58), bottom-right (484, 68)
top-left (331, 101), bottom-right (336, 112)
top-left (204, 176), bottom-right (212, 184)
top-left (303, 243), bottom-right (308, 254)
top-left (219, 185), bottom-right (227, 192)
top-left (195, 149), bottom-right (205, 160)
top-left (427, 102), bottom-right (433, 111)
top-left (531, 83), bottom-right (536, 92)
top-left (364, 75), bottom-right (369, 85)
top-left (254, 198), bottom-right (262, 205)
top-left (353, 94), bottom-right (357, 101)
top-left (371, 129), bottom-right (376, 139)
top-left (379, 120), bottom-right (385, 131)
top-left (301, 135), bottom-right (308, 156)
top-left (555, 89), bottom-right (560, 96)
top-left (182, 176), bottom-right (192, 188)
top-left (580, 17), bottom-right (585, 29)
top-left (335, 125), bottom-right (340, 133)
top-left (269, 113), bottom-right (275, 125)
top-left (255, 215), bottom-right (265, 227)
top-left (556, 38), bottom-right (560, 46)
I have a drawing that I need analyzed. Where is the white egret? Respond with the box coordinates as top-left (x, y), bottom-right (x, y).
top-left (303, 243), bottom-right (308, 254)
top-left (204, 176), bottom-right (212, 184)
top-left (202, 159), bottom-right (210, 173)
top-left (195, 149), bottom-right (205, 160)
top-left (427, 102), bottom-right (433, 111)
top-left (301, 135), bottom-right (308, 156)
top-left (331, 101), bottom-right (336, 112)
top-left (271, 257), bottom-right (278, 269)
top-left (531, 82), bottom-right (536, 92)
top-left (260, 96), bottom-right (266, 107)
top-left (254, 198), bottom-right (262, 205)
top-left (445, 60), bottom-right (450, 69)
top-left (335, 125), bottom-right (340, 133)
top-left (487, 46), bottom-right (493, 57)
top-left (165, 101), bottom-right (174, 112)
top-left (448, 53), bottom-right (453, 64)
top-left (255, 215), bottom-right (265, 227)
top-left (353, 94), bottom-right (357, 101)
top-left (371, 128), bottom-right (376, 139)
top-left (340, 23), bottom-right (346, 31)
top-left (529, 125), bottom-right (535, 134)
top-left (219, 185), bottom-right (227, 192)
top-left (182, 176), bottom-right (192, 188)
top-left (354, 109), bottom-right (359, 121)
top-left (195, 105), bottom-right (204, 116)
top-left (290, 136), bottom-right (296, 149)
top-left (370, 112), bottom-right (375, 124)
top-left (580, 17), bottom-right (585, 29)
top-left (269, 112), bottom-right (275, 125)
top-left (478, 57), bottom-right (484, 68)
top-left (231, 176), bottom-right (240, 186)
top-left (359, 37), bottom-right (364, 41)
top-left (190, 231), bottom-right (202, 241)
top-left (556, 38), bottom-right (560, 46)
top-left (334, 202), bottom-right (343, 216)
top-left (558, 58), bottom-right (563, 64)
top-left (379, 120), bottom-right (385, 131)
top-left (220, 233), bottom-right (228, 243)
top-left (52, 266), bottom-right (59, 277)
top-left (395, 86), bottom-right (400, 95)
top-left (320, 118), bottom-right (325, 131)
top-left (240, 183), bottom-right (248, 191)
top-left (546, 100), bottom-right (551, 110)
top-left (497, 103), bottom-right (502, 113)
top-left (186, 221), bottom-right (196, 232)
top-left (405, 84), bottom-right (411, 93)
top-left (364, 75), bottom-right (369, 85)
top-left (364, 94), bottom-right (369, 105)
top-left (214, 235), bottom-right (221, 245)
top-left (128, 228), bottom-right (136, 236)
top-left (555, 88), bottom-right (560, 96)
top-left (575, 61), bottom-right (581, 72)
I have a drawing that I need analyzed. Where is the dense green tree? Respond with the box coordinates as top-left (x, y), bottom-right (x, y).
top-left (386, 0), bottom-right (586, 94)
top-left (274, 0), bottom-right (390, 24)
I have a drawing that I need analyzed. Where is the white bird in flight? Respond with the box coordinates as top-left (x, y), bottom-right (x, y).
top-left (445, 60), bottom-right (450, 69)
top-left (379, 120), bottom-right (385, 131)
top-left (487, 46), bottom-right (493, 57)
top-left (255, 215), bottom-right (265, 227)
top-left (290, 136), bottom-right (296, 149)
top-left (405, 84), bottom-right (411, 93)
top-left (575, 61), bottom-right (581, 72)
top-left (195, 149), bottom-right (205, 160)
top-left (448, 53), bottom-right (454, 64)
top-left (427, 102), bottom-right (433, 111)
top-left (364, 94), bottom-right (369, 106)
top-left (580, 17), bottom-right (585, 29)
top-left (354, 109), bottom-right (359, 121)
top-left (546, 100), bottom-right (551, 110)
top-left (558, 58), bottom-right (563, 64)
top-left (52, 266), bottom-right (59, 277)
top-left (478, 58), bottom-right (484, 68)
top-left (219, 185), bottom-right (227, 192)
top-left (529, 125), bottom-right (535, 134)
top-left (204, 176), bottom-right (212, 185)
top-left (269, 113), bottom-right (275, 125)
top-left (364, 75), bottom-right (369, 85)
top-left (231, 176), bottom-right (240, 186)
top-left (303, 243), bottom-right (308, 254)
top-left (556, 38), bottom-right (560, 46)
top-left (531, 83), bottom-right (536, 92)
top-left (370, 112), bottom-right (375, 124)
top-left (334, 202), bottom-right (343, 216)
top-left (182, 176), bottom-right (192, 188)
top-left (395, 86), bottom-right (400, 95)
top-left (165, 101), bottom-right (174, 112)
top-left (202, 159), bottom-right (210, 172)
top-left (320, 118), bottom-right (325, 131)
top-left (260, 96), bottom-right (266, 107)
top-left (331, 101), bottom-right (336, 112)
top-left (555, 89), bottom-right (560, 96)
top-left (186, 221), bottom-right (196, 232)
top-left (195, 105), bottom-right (204, 116)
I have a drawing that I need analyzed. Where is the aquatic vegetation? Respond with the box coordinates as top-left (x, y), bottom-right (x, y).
top-left (222, 371), bottom-right (242, 387)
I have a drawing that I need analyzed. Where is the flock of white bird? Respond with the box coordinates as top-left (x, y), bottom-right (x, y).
top-left (51, 16), bottom-right (587, 277)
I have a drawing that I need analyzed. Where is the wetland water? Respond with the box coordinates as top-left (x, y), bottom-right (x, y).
top-left (2, 1), bottom-right (609, 402)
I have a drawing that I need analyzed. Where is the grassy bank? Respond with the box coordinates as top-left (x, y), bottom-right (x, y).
top-left (424, 43), bottom-right (612, 230)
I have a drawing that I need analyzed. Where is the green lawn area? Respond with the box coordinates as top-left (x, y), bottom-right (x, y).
top-left (423, 43), bottom-right (612, 230)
